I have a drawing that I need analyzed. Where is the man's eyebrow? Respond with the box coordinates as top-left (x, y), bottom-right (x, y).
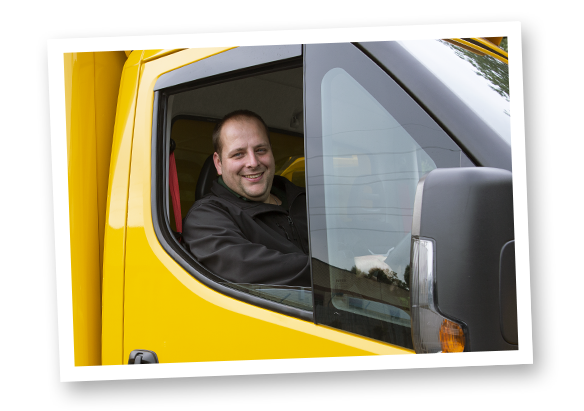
top-left (227, 143), bottom-right (269, 156)
top-left (227, 146), bottom-right (246, 155)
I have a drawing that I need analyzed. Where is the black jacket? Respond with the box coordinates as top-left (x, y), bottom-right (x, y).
top-left (182, 176), bottom-right (311, 286)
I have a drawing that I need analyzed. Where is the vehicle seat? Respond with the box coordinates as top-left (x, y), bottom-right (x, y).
top-left (195, 154), bottom-right (217, 201)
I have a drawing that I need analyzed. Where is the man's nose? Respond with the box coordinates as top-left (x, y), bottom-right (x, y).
top-left (246, 150), bottom-right (260, 168)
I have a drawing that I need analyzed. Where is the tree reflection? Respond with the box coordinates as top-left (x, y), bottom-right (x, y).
top-left (441, 39), bottom-right (510, 103)
top-left (350, 265), bottom-right (410, 291)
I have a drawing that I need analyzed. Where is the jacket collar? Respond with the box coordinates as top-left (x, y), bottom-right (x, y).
top-left (210, 175), bottom-right (304, 214)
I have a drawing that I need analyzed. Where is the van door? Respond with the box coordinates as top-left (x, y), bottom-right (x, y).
top-left (121, 46), bottom-right (408, 365)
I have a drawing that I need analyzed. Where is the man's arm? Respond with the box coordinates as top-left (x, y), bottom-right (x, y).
top-left (182, 201), bottom-right (311, 287)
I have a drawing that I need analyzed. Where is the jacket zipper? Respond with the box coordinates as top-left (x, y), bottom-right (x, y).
top-left (250, 192), bottom-right (307, 253)
top-left (287, 215), bottom-right (307, 254)
top-left (276, 222), bottom-right (291, 241)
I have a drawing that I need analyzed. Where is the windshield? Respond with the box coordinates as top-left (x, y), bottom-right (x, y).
top-left (398, 39), bottom-right (511, 144)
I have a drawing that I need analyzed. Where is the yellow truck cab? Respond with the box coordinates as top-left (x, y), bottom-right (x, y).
top-left (65, 38), bottom-right (516, 366)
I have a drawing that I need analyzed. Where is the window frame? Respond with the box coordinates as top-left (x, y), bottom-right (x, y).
top-left (150, 46), bottom-right (313, 321)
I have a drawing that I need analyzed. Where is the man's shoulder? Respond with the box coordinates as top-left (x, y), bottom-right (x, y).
top-left (184, 183), bottom-right (227, 219)
top-left (184, 180), bottom-right (251, 221)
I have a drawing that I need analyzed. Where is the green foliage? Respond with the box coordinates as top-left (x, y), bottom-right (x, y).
top-left (500, 37), bottom-right (508, 52)
top-left (349, 265), bottom-right (410, 291)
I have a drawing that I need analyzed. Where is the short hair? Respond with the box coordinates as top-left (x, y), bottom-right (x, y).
top-left (212, 110), bottom-right (271, 158)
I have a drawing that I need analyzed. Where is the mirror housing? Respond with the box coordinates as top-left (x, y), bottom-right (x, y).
top-left (410, 167), bottom-right (517, 352)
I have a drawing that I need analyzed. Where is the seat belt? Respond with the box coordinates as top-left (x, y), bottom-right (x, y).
top-left (169, 139), bottom-right (182, 239)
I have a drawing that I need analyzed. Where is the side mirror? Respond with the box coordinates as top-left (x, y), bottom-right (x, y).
top-left (410, 167), bottom-right (517, 353)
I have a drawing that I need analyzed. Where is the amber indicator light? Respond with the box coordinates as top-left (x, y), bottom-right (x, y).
top-left (439, 319), bottom-right (465, 353)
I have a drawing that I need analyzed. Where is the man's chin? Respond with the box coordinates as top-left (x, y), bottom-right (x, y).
top-left (245, 192), bottom-right (268, 202)
top-left (241, 187), bottom-right (269, 202)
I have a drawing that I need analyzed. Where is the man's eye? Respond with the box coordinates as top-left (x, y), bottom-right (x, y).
top-left (256, 148), bottom-right (267, 154)
top-left (233, 153), bottom-right (243, 158)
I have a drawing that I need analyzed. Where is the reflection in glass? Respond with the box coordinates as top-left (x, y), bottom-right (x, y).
top-left (224, 283), bottom-right (313, 311)
top-left (441, 40), bottom-right (509, 102)
top-left (319, 67), bottom-right (437, 327)
top-left (398, 39), bottom-right (511, 144)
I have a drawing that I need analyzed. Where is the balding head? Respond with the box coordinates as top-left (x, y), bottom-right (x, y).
top-left (212, 110), bottom-right (271, 160)
top-left (211, 110), bottom-right (276, 203)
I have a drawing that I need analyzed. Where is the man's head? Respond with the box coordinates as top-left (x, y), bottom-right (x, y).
top-left (212, 110), bottom-right (275, 203)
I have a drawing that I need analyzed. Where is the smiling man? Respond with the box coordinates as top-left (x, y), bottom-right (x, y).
top-left (182, 110), bottom-right (311, 286)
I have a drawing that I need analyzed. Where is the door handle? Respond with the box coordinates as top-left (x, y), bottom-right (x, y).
top-left (128, 349), bottom-right (159, 364)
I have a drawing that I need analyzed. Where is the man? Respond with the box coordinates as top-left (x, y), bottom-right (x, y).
top-left (182, 110), bottom-right (311, 287)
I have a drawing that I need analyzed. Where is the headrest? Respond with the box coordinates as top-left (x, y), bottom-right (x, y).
top-left (195, 154), bottom-right (218, 201)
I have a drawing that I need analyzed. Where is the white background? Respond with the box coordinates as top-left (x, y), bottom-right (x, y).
top-left (0, 1), bottom-right (572, 409)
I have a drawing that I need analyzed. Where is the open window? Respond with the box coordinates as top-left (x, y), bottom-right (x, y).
top-left (151, 45), bottom-right (314, 320)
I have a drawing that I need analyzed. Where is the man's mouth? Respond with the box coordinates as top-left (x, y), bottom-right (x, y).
top-left (242, 172), bottom-right (263, 180)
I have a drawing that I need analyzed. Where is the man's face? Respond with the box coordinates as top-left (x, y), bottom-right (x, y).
top-left (213, 117), bottom-right (275, 203)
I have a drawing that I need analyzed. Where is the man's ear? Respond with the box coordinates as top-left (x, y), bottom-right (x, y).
top-left (213, 152), bottom-right (222, 175)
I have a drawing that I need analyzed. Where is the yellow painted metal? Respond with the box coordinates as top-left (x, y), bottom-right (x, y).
top-left (142, 49), bottom-right (187, 62)
top-left (64, 51), bottom-right (126, 366)
top-left (447, 38), bottom-right (508, 64)
top-left (101, 51), bottom-right (145, 365)
top-left (484, 37), bottom-right (503, 47)
top-left (122, 47), bottom-right (413, 364)
top-left (472, 37), bottom-right (508, 61)
top-left (94, 52), bottom-right (128, 276)
top-left (64, 52), bottom-right (100, 367)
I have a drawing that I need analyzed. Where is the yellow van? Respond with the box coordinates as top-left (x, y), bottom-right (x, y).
top-left (65, 37), bottom-right (515, 366)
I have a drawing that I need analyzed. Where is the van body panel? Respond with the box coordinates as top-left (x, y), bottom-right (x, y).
top-left (65, 51), bottom-right (102, 367)
top-left (65, 51), bottom-right (126, 366)
top-left (142, 49), bottom-right (187, 63)
top-left (94, 52), bottom-right (128, 273)
top-left (101, 51), bottom-right (143, 365)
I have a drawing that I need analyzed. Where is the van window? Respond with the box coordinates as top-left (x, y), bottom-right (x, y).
top-left (154, 51), bottom-right (314, 317)
top-left (305, 42), bottom-right (465, 348)
top-left (321, 66), bottom-right (433, 325)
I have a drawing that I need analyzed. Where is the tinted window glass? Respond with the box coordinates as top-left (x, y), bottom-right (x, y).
top-left (321, 67), bottom-right (435, 327)
top-left (305, 42), bottom-right (463, 348)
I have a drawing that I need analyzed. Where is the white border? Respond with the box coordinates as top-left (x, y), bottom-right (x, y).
top-left (48, 22), bottom-right (531, 382)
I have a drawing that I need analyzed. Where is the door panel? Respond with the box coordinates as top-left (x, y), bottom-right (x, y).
top-left (122, 46), bottom-right (412, 364)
